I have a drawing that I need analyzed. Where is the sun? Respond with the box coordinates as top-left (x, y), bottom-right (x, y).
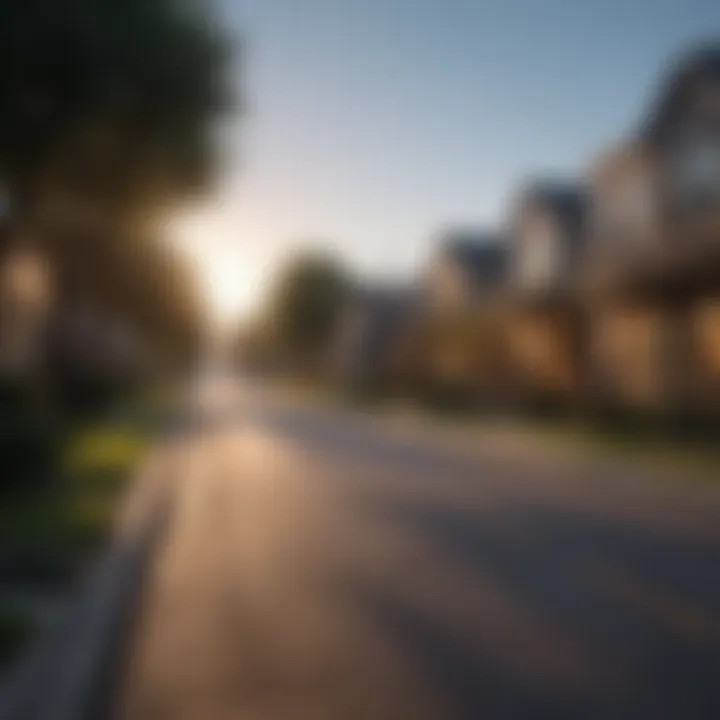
top-left (171, 212), bottom-right (266, 328)
top-left (203, 256), bottom-right (258, 325)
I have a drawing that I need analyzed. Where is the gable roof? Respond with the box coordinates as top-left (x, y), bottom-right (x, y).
top-left (439, 230), bottom-right (508, 288)
top-left (643, 42), bottom-right (720, 144)
top-left (514, 180), bottom-right (588, 259)
top-left (523, 181), bottom-right (586, 228)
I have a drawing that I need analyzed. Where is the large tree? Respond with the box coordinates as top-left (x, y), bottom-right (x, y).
top-left (0, 0), bottom-right (234, 238)
top-left (0, 0), bottom-right (234, 391)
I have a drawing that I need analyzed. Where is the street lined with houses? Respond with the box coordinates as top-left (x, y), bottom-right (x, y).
top-left (1, 5), bottom-right (720, 719)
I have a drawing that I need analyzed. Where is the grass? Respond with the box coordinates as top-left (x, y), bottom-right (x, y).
top-left (0, 406), bottom-right (161, 585)
top-left (291, 382), bottom-right (720, 483)
top-left (0, 606), bottom-right (35, 668)
top-left (518, 417), bottom-right (720, 480)
top-left (400, 406), bottom-right (720, 482)
top-left (60, 422), bottom-right (153, 541)
top-left (0, 385), bottom-right (173, 677)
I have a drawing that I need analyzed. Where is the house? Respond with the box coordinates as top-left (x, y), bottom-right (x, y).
top-left (506, 181), bottom-right (588, 404)
top-left (585, 141), bottom-right (660, 293)
top-left (584, 140), bottom-right (679, 412)
top-left (645, 43), bottom-right (720, 416)
top-left (423, 230), bottom-right (507, 314)
top-left (416, 230), bottom-right (511, 403)
top-left (510, 181), bottom-right (586, 296)
top-left (645, 43), bottom-right (720, 261)
top-left (332, 283), bottom-right (418, 393)
top-left (585, 44), bottom-right (720, 417)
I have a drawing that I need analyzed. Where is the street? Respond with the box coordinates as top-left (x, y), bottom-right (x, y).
top-left (115, 382), bottom-right (720, 720)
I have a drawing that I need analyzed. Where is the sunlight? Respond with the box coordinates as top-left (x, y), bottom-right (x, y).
top-left (171, 212), bottom-right (267, 328)
top-left (203, 256), bottom-right (257, 325)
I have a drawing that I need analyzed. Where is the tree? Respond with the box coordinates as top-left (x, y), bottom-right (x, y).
top-left (0, 0), bottom-right (233, 400)
top-left (0, 0), bottom-right (235, 239)
top-left (44, 225), bottom-right (207, 412)
top-left (266, 251), bottom-right (350, 363)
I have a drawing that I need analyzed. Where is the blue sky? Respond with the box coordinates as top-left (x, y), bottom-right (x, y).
top-left (177, 0), bottom-right (720, 321)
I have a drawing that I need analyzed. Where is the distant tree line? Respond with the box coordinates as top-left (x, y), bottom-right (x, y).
top-left (234, 250), bottom-right (351, 376)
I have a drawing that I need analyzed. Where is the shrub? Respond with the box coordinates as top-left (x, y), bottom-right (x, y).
top-left (0, 413), bottom-right (62, 494)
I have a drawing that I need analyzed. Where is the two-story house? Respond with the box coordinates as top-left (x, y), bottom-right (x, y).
top-left (506, 181), bottom-right (588, 404)
top-left (584, 140), bottom-right (677, 412)
top-left (424, 231), bottom-right (507, 314)
top-left (417, 230), bottom-right (510, 403)
top-left (586, 44), bottom-right (720, 416)
top-left (646, 45), bottom-right (720, 415)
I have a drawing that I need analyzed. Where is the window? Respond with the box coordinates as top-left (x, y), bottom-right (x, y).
top-left (517, 216), bottom-right (558, 287)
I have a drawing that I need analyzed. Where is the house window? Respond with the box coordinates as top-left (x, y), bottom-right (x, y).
top-left (517, 217), bottom-right (557, 287)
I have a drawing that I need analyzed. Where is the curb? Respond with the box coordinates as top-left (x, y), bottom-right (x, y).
top-left (0, 451), bottom-right (175, 720)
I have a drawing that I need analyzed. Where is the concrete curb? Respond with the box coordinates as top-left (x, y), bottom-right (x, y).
top-left (0, 451), bottom-right (175, 720)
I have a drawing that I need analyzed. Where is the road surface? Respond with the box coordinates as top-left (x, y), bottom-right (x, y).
top-left (115, 381), bottom-right (720, 719)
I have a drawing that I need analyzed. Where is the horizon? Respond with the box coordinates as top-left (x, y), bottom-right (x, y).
top-left (175, 0), bottom-right (720, 325)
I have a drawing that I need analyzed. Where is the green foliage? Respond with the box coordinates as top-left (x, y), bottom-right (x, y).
top-left (108, 232), bottom-right (206, 361)
top-left (266, 251), bottom-right (350, 359)
top-left (44, 227), bottom-right (207, 407)
top-left (0, 0), bottom-right (235, 222)
top-left (0, 0), bottom-right (231, 396)
top-left (64, 425), bottom-right (149, 481)
top-left (0, 411), bottom-right (154, 584)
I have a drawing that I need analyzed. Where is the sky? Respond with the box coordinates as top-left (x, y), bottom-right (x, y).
top-left (173, 0), bottom-right (720, 325)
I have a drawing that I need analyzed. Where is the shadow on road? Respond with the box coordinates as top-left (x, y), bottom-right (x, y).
top-left (333, 493), bottom-right (720, 719)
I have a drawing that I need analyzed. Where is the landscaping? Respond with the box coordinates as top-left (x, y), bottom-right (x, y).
top-left (279, 379), bottom-right (720, 483)
top-left (0, 388), bottom-right (171, 673)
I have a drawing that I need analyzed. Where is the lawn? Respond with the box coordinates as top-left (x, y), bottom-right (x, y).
top-left (301, 385), bottom-right (720, 483)
top-left (519, 418), bottom-right (720, 481)
top-left (411, 411), bottom-right (720, 482)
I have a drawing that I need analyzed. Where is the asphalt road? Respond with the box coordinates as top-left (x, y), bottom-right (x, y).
top-left (115, 381), bottom-right (720, 720)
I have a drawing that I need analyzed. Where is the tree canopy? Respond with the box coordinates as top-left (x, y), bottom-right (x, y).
top-left (0, 0), bottom-right (235, 391)
top-left (0, 0), bottom-right (235, 231)
top-left (266, 251), bottom-right (351, 359)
